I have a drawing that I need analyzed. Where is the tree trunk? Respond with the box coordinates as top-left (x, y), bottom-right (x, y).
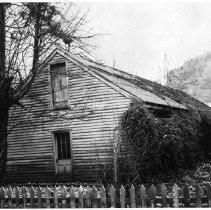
top-left (0, 3), bottom-right (8, 179)
top-left (0, 96), bottom-right (9, 178)
top-left (0, 3), bottom-right (5, 80)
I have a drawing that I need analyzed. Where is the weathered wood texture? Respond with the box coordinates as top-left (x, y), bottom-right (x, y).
top-left (0, 183), bottom-right (210, 208)
top-left (7, 52), bottom-right (130, 181)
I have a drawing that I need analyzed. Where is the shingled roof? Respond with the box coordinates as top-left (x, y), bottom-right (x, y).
top-left (42, 49), bottom-right (211, 118)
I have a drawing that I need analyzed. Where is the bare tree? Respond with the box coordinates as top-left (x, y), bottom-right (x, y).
top-left (0, 2), bottom-right (96, 177)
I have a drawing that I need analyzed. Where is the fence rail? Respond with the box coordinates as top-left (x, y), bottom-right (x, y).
top-left (0, 183), bottom-right (211, 208)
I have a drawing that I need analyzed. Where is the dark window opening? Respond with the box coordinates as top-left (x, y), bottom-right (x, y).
top-left (50, 63), bottom-right (68, 110)
top-left (55, 132), bottom-right (71, 160)
top-left (149, 108), bottom-right (172, 118)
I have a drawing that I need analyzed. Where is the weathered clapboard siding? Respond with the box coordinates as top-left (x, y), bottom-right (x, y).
top-left (7, 52), bottom-right (131, 182)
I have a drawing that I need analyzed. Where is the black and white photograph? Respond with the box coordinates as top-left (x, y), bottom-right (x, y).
top-left (0, 0), bottom-right (211, 208)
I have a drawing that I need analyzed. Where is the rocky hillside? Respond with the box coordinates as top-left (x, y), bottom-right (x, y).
top-left (167, 53), bottom-right (211, 107)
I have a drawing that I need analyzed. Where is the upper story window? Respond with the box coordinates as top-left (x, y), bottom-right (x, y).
top-left (50, 63), bottom-right (68, 110)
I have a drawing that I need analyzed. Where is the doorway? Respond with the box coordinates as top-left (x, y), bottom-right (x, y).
top-left (53, 131), bottom-right (72, 175)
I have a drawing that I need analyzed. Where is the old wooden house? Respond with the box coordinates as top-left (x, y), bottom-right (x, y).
top-left (6, 49), bottom-right (186, 182)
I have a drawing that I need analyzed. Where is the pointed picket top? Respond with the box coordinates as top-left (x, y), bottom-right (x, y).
top-left (78, 185), bottom-right (84, 208)
top-left (0, 187), bottom-right (5, 208)
top-left (7, 186), bottom-right (12, 201)
top-left (22, 186), bottom-right (27, 208)
top-left (149, 184), bottom-right (157, 207)
top-left (61, 185), bottom-right (67, 208)
top-left (120, 185), bottom-right (126, 208)
top-left (78, 185), bottom-right (84, 197)
top-left (161, 184), bottom-right (167, 207)
top-left (110, 184), bottom-right (116, 208)
top-left (172, 184), bottom-right (179, 208)
top-left (0, 186), bottom-right (5, 197)
top-left (30, 186), bottom-right (35, 208)
top-left (161, 184), bottom-right (167, 196)
top-left (79, 185), bottom-right (83, 192)
top-left (61, 185), bottom-right (67, 196)
top-left (183, 184), bottom-right (190, 207)
top-left (45, 187), bottom-right (51, 208)
top-left (7, 186), bottom-right (12, 197)
top-left (37, 186), bottom-right (43, 208)
top-left (150, 184), bottom-right (156, 197)
top-left (92, 185), bottom-right (98, 208)
top-left (100, 185), bottom-right (106, 195)
top-left (30, 186), bottom-right (35, 195)
top-left (15, 186), bottom-right (19, 195)
top-left (15, 186), bottom-right (20, 208)
top-left (92, 185), bottom-right (98, 198)
top-left (69, 185), bottom-right (75, 198)
top-left (129, 184), bottom-right (136, 208)
top-left (69, 185), bottom-right (76, 208)
top-left (207, 183), bottom-right (211, 207)
top-left (37, 186), bottom-right (42, 194)
top-left (120, 184), bottom-right (125, 193)
top-left (7, 186), bottom-right (13, 208)
top-left (53, 186), bottom-right (58, 208)
top-left (140, 184), bottom-right (146, 208)
top-left (84, 187), bottom-right (92, 208)
top-left (195, 184), bottom-right (202, 207)
top-left (45, 187), bottom-right (51, 198)
top-left (100, 185), bottom-right (107, 208)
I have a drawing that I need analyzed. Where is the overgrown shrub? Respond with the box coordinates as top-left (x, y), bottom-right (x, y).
top-left (118, 101), bottom-right (210, 184)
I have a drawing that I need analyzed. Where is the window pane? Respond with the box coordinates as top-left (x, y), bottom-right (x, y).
top-left (55, 132), bottom-right (71, 160)
top-left (50, 63), bottom-right (68, 108)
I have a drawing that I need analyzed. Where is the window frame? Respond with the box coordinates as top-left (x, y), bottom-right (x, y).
top-left (51, 129), bottom-right (73, 174)
top-left (48, 60), bottom-right (69, 110)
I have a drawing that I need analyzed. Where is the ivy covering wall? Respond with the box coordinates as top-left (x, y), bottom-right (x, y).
top-left (118, 101), bottom-right (211, 183)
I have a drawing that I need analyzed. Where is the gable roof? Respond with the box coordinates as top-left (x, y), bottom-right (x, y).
top-left (43, 48), bottom-right (186, 110)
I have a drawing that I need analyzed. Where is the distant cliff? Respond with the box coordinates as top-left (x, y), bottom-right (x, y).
top-left (167, 53), bottom-right (211, 107)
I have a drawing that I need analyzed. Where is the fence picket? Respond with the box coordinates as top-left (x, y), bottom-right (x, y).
top-left (22, 186), bottom-right (27, 208)
top-left (100, 185), bottom-right (107, 208)
top-left (129, 184), bottom-right (136, 208)
top-left (195, 184), bottom-right (202, 207)
top-left (140, 184), bottom-right (146, 208)
top-left (7, 186), bottom-right (13, 208)
top-left (0, 182), bottom-right (211, 208)
top-left (183, 184), bottom-right (190, 207)
top-left (37, 186), bottom-right (42, 208)
top-left (84, 187), bottom-right (91, 208)
top-left (69, 186), bottom-right (75, 208)
top-left (78, 185), bottom-right (84, 208)
top-left (15, 186), bottom-right (20, 208)
top-left (92, 186), bottom-right (98, 208)
top-left (61, 185), bottom-right (67, 208)
top-left (149, 184), bottom-right (157, 208)
top-left (0, 187), bottom-right (5, 208)
top-left (45, 187), bottom-right (51, 208)
top-left (30, 186), bottom-right (35, 208)
top-left (110, 185), bottom-right (116, 208)
top-left (161, 184), bottom-right (167, 207)
top-left (120, 185), bottom-right (126, 208)
top-left (53, 186), bottom-right (58, 208)
top-left (207, 183), bottom-right (211, 207)
top-left (173, 184), bottom-right (179, 208)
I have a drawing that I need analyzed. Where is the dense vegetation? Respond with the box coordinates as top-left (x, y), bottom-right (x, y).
top-left (118, 101), bottom-right (211, 184)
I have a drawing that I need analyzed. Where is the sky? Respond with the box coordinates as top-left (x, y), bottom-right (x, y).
top-left (75, 1), bottom-right (211, 82)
